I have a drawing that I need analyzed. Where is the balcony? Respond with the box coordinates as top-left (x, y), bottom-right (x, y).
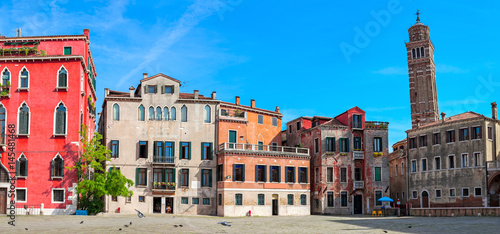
top-left (0, 85), bottom-right (10, 97)
top-left (487, 161), bottom-right (500, 171)
top-left (218, 109), bottom-right (247, 122)
top-left (353, 151), bottom-right (364, 160)
top-left (365, 121), bottom-right (389, 130)
top-left (353, 180), bottom-right (364, 189)
top-left (152, 182), bottom-right (175, 191)
top-left (219, 142), bottom-right (309, 156)
top-left (153, 156), bottom-right (175, 164)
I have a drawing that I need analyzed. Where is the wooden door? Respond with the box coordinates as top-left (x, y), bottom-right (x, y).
top-left (0, 188), bottom-right (6, 214)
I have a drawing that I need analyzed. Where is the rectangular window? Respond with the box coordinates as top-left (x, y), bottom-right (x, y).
top-left (217, 164), bottom-right (223, 181)
top-left (459, 128), bottom-right (469, 141)
top-left (272, 117), bottom-right (278, 126)
top-left (446, 130), bottom-right (456, 143)
top-left (258, 141), bottom-right (264, 151)
top-left (327, 167), bottom-right (333, 183)
top-left (475, 187), bottom-right (482, 197)
top-left (434, 157), bottom-right (441, 170)
top-left (340, 168), bottom-right (347, 182)
top-left (52, 189), bottom-right (65, 203)
top-left (296, 121), bottom-right (301, 131)
top-left (373, 137), bottom-right (382, 152)
top-left (448, 155), bottom-right (455, 169)
top-left (375, 191), bottom-right (382, 206)
top-left (339, 138), bottom-right (349, 152)
top-left (462, 154), bottom-right (469, 168)
top-left (148, 85), bottom-right (157, 94)
top-left (401, 162), bottom-right (404, 175)
top-left (180, 142), bottom-right (191, 160)
top-left (181, 197), bottom-right (188, 204)
top-left (270, 166), bottom-right (281, 182)
top-left (235, 194), bottom-right (243, 205)
top-left (433, 132), bottom-right (440, 145)
top-left (111, 140), bottom-right (119, 158)
top-left (374, 167), bottom-right (381, 181)
top-left (289, 125), bottom-right (292, 133)
top-left (154, 141), bottom-right (164, 158)
top-left (472, 126), bottom-right (482, 139)
top-left (139, 141), bottom-right (148, 158)
top-left (326, 137), bottom-right (335, 152)
top-left (286, 167), bottom-right (295, 183)
top-left (138, 196), bottom-right (145, 202)
top-left (298, 167), bottom-right (308, 183)
top-left (411, 160), bottom-right (417, 173)
top-left (112, 196), bottom-right (117, 202)
top-left (488, 126), bottom-right (493, 140)
top-left (137, 168), bottom-right (147, 186)
top-left (201, 142), bottom-right (212, 160)
top-left (300, 194), bottom-right (307, 205)
top-left (233, 164), bottom-right (245, 182)
top-left (419, 135), bottom-right (427, 147)
top-left (258, 194), bottom-right (265, 205)
top-left (287, 194), bottom-right (294, 205)
top-left (409, 137), bottom-right (416, 149)
top-left (126, 195), bottom-right (131, 202)
top-left (327, 192), bottom-right (334, 207)
top-left (192, 197), bottom-right (199, 205)
top-left (462, 188), bottom-right (470, 197)
top-left (164, 141), bottom-right (174, 159)
top-left (449, 188), bottom-right (456, 197)
top-left (218, 194), bottom-right (222, 206)
top-left (341, 191), bottom-right (347, 207)
top-left (474, 152), bottom-right (481, 167)
top-left (228, 130), bottom-right (237, 148)
top-left (203, 198), bottom-right (210, 205)
top-left (314, 138), bottom-right (319, 153)
top-left (353, 137), bottom-right (361, 151)
top-left (63, 47), bottom-right (72, 55)
top-left (435, 189), bottom-right (442, 198)
top-left (421, 158), bottom-right (427, 172)
top-left (258, 115), bottom-right (263, 124)
top-left (164, 85), bottom-right (173, 94)
top-left (256, 165), bottom-right (266, 182)
top-left (352, 114), bottom-right (362, 128)
top-left (181, 169), bottom-right (189, 187)
top-left (16, 189), bottom-right (26, 202)
top-left (402, 192), bottom-right (405, 199)
top-left (201, 169), bottom-right (212, 187)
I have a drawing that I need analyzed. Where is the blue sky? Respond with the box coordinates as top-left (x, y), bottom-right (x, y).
top-left (1, 0), bottom-right (499, 150)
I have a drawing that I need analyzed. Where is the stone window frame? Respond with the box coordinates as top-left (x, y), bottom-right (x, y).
top-left (16, 187), bottom-right (27, 203)
top-left (420, 158), bottom-right (427, 172)
top-left (474, 187), bottom-right (482, 197)
top-left (459, 127), bottom-right (469, 142)
top-left (432, 131), bottom-right (440, 146)
top-left (419, 134), bottom-right (427, 148)
top-left (434, 156), bottom-right (441, 171)
top-left (326, 191), bottom-right (334, 207)
top-left (461, 153), bottom-right (469, 168)
top-left (462, 187), bottom-right (470, 197)
top-left (326, 167), bottom-right (334, 183)
top-left (52, 188), bottom-right (65, 203)
top-left (410, 160), bottom-right (417, 173)
top-left (448, 155), bottom-right (455, 170)
top-left (473, 152), bottom-right (482, 167)
top-left (471, 125), bottom-right (482, 140)
top-left (435, 189), bottom-right (442, 198)
top-left (449, 188), bottom-right (456, 197)
top-left (340, 167), bottom-right (347, 183)
top-left (412, 190), bottom-right (418, 199)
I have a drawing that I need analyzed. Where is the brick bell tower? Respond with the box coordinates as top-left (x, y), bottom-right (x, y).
top-left (405, 10), bottom-right (439, 129)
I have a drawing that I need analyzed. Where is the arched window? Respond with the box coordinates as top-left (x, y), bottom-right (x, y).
top-left (20, 68), bottom-right (29, 88)
top-left (170, 107), bottom-right (176, 121)
top-left (113, 104), bottom-right (120, 120)
top-left (17, 155), bottom-right (28, 177)
top-left (416, 47), bottom-right (420, 58)
top-left (149, 107), bottom-right (155, 120)
top-left (163, 107), bottom-right (169, 121)
top-left (55, 103), bottom-right (67, 135)
top-left (412, 48), bottom-right (415, 59)
top-left (138, 105), bottom-right (145, 121)
top-left (156, 107), bottom-right (162, 120)
top-left (2, 69), bottom-right (10, 86)
top-left (0, 105), bottom-right (5, 144)
top-left (58, 67), bottom-right (68, 88)
top-left (421, 47), bottom-right (425, 57)
top-left (51, 155), bottom-right (64, 178)
top-left (18, 103), bottom-right (29, 135)
top-left (181, 106), bottom-right (187, 122)
top-left (204, 105), bottom-right (211, 123)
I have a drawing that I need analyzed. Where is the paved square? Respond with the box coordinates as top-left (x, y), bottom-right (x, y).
top-left (1, 214), bottom-right (500, 233)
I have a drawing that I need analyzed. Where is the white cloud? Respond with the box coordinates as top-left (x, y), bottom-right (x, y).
top-left (435, 64), bottom-right (468, 74)
top-left (372, 67), bottom-right (407, 75)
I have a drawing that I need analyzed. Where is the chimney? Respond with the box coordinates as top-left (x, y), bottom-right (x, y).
top-left (416, 118), bottom-right (421, 128)
top-left (235, 96), bottom-right (240, 105)
top-left (129, 86), bottom-right (135, 98)
top-left (250, 99), bottom-right (255, 108)
top-left (143, 73), bottom-right (148, 79)
top-left (275, 106), bottom-right (280, 113)
top-left (211, 91), bottom-right (216, 100)
top-left (16, 28), bottom-right (22, 37)
top-left (194, 90), bottom-right (199, 99)
top-left (83, 29), bottom-right (89, 39)
top-left (492, 102), bottom-right (498, 119)
top-left (104, 88), bottom-right (110, 97)
top-left (441, 112), bottom-right (446, 123)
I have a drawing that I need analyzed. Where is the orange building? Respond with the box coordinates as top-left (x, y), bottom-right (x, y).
top-left (216, 97), bottom-right (311, 216)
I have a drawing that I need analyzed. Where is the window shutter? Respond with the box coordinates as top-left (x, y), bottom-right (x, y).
top-left (210, 143), bottom-right (213, 160)
top-left (116, 141), bottom-right (119, 158)
top-left (188, 142), bottom-right (191, 160)
top-left (153, 141), bottom-right (157, 156)
top-left (172, 168), bottom-right (176, 183)
top-left (144, 85), bottom-right (148, 94)
top-left (233, 165), bottom-right (236, 182)
top-left (373, 138), bottom-right (376, 151)
top-left (180, 170), bottom-right (183, 187)
top-left (154, 85), bottom-right (158, 94)
top-left (264, 166), bottom-right (267, 182)
top-left (25, 159), bottom-right (28, 176)
top-left (305, 168), bottom-right (308, 183)
top-left (179, 142), bottom-right (182, 160)
top-left (209, 170), bottom-right (213, 187)
top-left (171, 142), bottom-right (175, 158)
top-left (136, 168), bottom-right (139, 186)
top-left (278, 166), bottom-right (281, 182)
top-left (269, 166), bottom-right (273, 182)
top-left (164, 168), bottom-right (167, 183)
top-left (346, 138), bottom-right (350, 152)
top-left (161, 85), bottom-right (165, 94)
top-left (160, 141), bottom-right (164, 156)
top-left (201, 142), bottom-right (204, 160)
top-left (172, 85), bottom-right (175, 94)
top-left (293, 167), bottom-right (295, 183)
top-left (332, 137), bottom-right (336, 151)
top-left (61, 158), bottom-right (65, 177)
top-left (255, 165), bottom-right (259, 182)
top-left (242, 164), bottom-right (245, 182)
top-left (285, 167), bottom-right (288, 183)
top-left (51, 160), bottom-right (54, 177)
top-left (16, 160), bottom-right (19, 176)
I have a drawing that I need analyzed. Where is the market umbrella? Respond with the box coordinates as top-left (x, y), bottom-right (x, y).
top-left (378, 197), bottom-right (393, 202)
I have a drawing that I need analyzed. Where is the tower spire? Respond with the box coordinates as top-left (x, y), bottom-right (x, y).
top-left (415, 9), bottom-right (421, 23)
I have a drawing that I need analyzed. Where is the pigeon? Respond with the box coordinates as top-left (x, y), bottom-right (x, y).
top-left (174, 225), bottom-right (178, 228)
top-left (384, 231), bottom-right (388, 233)
top-left (218, 221), bottom-right (232, 227)
top-left (80, 221), bottom-right (84, 224)
top-left (135, 209), bottom-right (146, 218)
top-left (179, 225), bottom-right (183, 227)
top-left (124, 225), bottom-right (129, 228)
top-left (25, 228), bottom-right (28, 231)
top-left (130, 222), bottom-right (132, 225)
top-left (408, 225), bottom-right (412, 228)
top-left (118, 228), bottom-right (122, 231)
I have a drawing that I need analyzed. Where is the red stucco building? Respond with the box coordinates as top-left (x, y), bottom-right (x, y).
top-left (0, 29), bottom-right (97, 215)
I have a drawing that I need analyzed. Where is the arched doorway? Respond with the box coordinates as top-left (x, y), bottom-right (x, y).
top-left (421, 191), bottom-right (429, 208)
top-left (488, 173), bottom-right (500, 207)
top-left (0, 162), bottom-right (10, 214)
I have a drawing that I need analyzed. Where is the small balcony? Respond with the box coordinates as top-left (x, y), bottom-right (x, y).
top-left (353, 151), bottom-right (364, 160)
top-left (219, 142), bottom-right (309, 156)
top-left (218, 109), bottom-right (247, 122)
top-left (365, 121), bottom-right (389, 130)
top-left (353, 180), bottom-right (364, 189)
top-left (153, 156), bottom-right (175, 164)
top-left (487, 161), bottom-right (500, 171)
top-left (0, 85), bottom-right (10, 97)
top-left (152, 182), bottom-right (175, 191)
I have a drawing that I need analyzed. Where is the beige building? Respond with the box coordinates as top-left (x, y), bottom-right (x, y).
top-left (99, 73), bottom-right (219, 215)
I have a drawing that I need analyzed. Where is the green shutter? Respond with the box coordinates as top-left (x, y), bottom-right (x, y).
top-left (242, 164), bottom-right (245, 182)
top-left (264, 165), bottom-right (267, 182)
top-left (116, 141), bottom-right (119, 158)
top-left (64, 47), bottom-right (72, 55)
top-left (172, 168), bottom-right (176, 183)
top-left (305, 168), bottom-right (308, 183)
top-left (61, 158), bottom-right (64, 177)
top-left (233, 165), bottom-right (236, 182)
top-left (269, 166), bottom-right (273, 182)
top-left (188, 142), bottom-right (191, 160)
top-left (255, 165), bottom-right (259, 182)
top-left (154, 85), bottom-right (157, 93)
top-left (153, 141), bottom-right (157, 156)
top-left (144, 85), bottom-right (148, 94)
top-left (277, 166), bottom-right (281, 182)
top-left (179, 169), bottom-right (183, 187)
top-left (25, 159), bottom-right (28, 176)
top-left (172, 85), bottom-right (175, 94)
top-left (333, 137), bottom-right (336, 151)
top-left (210, 143), bottom-right (213, 160)
top-left (201, 142), bottom-right (204, 160)
top-left (285, 167), bottom-right (288, 183)
top-left (161, 85), bottom-right (165, 94)
top-left (346, 138), bottom-right (350, 152)
top-left (171, 142), bottom-right (175, 158)
top-left (136, 168), bottom-right (139, 186)
top-left (209, 169), bottom-right (213, 187)
top-left (179, 142), bottom-right (182, 160)
top-left (51, 160), bottom-right (54, 177)
top-left (16, 160), bottom-right (19, 176)
top-left (164, 168), bottom-right (167, 183)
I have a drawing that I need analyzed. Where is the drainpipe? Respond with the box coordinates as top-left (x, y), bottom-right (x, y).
top-left (406, 133), bottom-right (410, 215)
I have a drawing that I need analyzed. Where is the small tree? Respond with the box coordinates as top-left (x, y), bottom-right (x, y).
top-left (69, 126), bottom-right (133, 214)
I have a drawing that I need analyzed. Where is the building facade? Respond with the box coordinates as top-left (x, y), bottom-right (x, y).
top-left (286, 107), bottom-right (390, 215)
top-left (99, 73), bottom-right (218, 215)
top-left (0, 29), bottom-right (97, 215)
top-left (216, 98), bottom-right (311, 216)
top-left (389, 139), bottom-right (407, 214)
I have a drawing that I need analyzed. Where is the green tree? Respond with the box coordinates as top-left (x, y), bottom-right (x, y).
top-left (69, 126), bottom-right (133, 214)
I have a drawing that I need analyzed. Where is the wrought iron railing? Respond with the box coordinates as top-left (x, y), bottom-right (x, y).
top-left (153, 156), bottom-right (175, 164)
top-left (219, 142), bottom-right (309, 155)
top-left (152, 182), bottom-right (175, 190)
